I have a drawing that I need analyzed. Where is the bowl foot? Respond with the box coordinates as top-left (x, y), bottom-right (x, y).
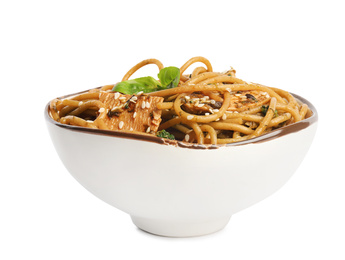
top-left (131, 215), bottom-right (231, 237)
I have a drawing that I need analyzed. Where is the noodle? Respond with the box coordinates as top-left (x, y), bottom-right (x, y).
top-left (48, 57), bottom-right (311, 145)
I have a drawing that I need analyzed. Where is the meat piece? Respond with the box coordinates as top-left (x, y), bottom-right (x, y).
top-left (180, 90), bottom-right (271, 114)
top-left (97, 91), bottom-right (164, 133)
top-left (227, 90), bottom-right (270, 111)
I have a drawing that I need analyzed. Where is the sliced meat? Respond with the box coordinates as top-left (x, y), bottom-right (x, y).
top-left (180, 90), bottom-right (270, 114)
top-left (227, 90), bottom-right (270, 111)
top-left (97, 91), bottom-right (164, 133)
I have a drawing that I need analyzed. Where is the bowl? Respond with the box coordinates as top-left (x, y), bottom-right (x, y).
top-left (45, 91), bottom-right (318, 237)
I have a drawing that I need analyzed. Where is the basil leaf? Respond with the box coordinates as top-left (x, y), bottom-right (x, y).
top-left (112, 76), bottom-right (161, 94)
top-left (157, 66), bottom-right (180, 89)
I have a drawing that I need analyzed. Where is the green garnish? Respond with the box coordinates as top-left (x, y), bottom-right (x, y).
top-left (261, 105), bottom-right (278, 117)
top-left (112, 76), bottom-right (161, 95)
top-left (156, 129), bottom-right (175, 140)
top-left (112, 66), bottom-right (180, 94)
top-left (157, 66), bottom-right (180, 89)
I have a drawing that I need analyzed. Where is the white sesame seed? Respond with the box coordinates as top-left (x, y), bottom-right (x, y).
top-left (205, 113), bottom-right (210, 116)
top-left (187, 115), bottom-right (194, 120)
top-left (119, 121), bottom-right (124, 129)
top-left (99, 107), bottom-right (105, 113)
top-left (133, 112), bottom-right (137, 118)
top-left (222, 113), bottom-right (227, 120)
top-left (197, 103), bottom-right (204, 107)
top-left (137, 91), bottom-right (143, 95)
top-left (130, 127), bottom-right (133, 131)
top-left (185, 96), bottom-right (190, 100)
top-left (119, 96), bottom-right (126, 101)
top-left (131, 96), bottom-right (138, 101)
top-left (210, 99), bottom-right (216, 105)
top-left (234, 111), bottom-right (239, 113)
top-left (141, 102), bottom-right (146, 109)
top-left (146, 126), bottom-right (151, 133)
top-left (185, 134), bottom-right (190, 142)
top-left (235, 94), bottom-right (241, 97)
top-left (146, 101), bottom-right (150, 108)
top-left (79, 101), bottom-right (83, 106)
top-left (114, 92), bottom-right (120, 99)
top-left (213, 109), bottom-right (219, 113)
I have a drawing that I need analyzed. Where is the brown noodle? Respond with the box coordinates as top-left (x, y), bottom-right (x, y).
top-left (48, 57), bottom-right (311, 145)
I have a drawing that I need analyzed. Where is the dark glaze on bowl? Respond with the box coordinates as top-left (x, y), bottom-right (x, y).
top-left (45, 90), bottom-right (318, 149)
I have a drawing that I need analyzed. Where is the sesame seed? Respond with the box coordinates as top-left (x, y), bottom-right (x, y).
top-left (119, 96), bottom-right (126, 101)
top-left (235, 94), bottom-right (241, 97)
top-left (114, 92), bottom-right (120, 99)
top-left (222, 113), bottom-right (227, 120)
top-left (213, 109), bottom-right (219, 113)
top-left (119, 121), bottom-right (124, 129)
top-left (185, 96), bottom-right (190, 100)
top-left (132, 96), bottom-right (138, 101)
top-left (210, 99), bottom-right (216, 105)
top-left (146, 101), bottom-right (150, 108)
top-left (133, 112), bottom-right (137, 118)
top-left (99, 107), bottom-right (105, 113)
top-left (141, 102), bottom-right (146, 109)
top-left (185, 134), bottom-right (190, 142)
top-left (79, 101), bottom-right (83, 106)
top-left (130, 127), bottom-right (133, 131)
top-left (187, 115), bottom-right (194, 120)
top-left (146, 126), bottom-right (151, 133)
top-left (137, 91), bottom-right (143, 95)
top-left (197, 103), bottom-right (204, 107)
top-left (205, 113), bottom-right (210, 116)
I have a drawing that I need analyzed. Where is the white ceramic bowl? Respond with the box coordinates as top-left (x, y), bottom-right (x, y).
top-left (45, 92), bottom-right (318, 237)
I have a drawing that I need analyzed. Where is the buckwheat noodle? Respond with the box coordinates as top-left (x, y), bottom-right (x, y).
top-left (49, 57), bottom-right (311, 145)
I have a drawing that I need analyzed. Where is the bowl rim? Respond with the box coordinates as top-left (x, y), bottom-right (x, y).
top-left (45, 89), bottom-right (318, 149)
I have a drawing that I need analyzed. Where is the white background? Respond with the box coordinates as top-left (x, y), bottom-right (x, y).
top-left (1, 0), bottom-right (344, 259)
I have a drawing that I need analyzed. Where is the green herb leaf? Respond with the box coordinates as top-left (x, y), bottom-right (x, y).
top-left (261, 105), bottom-right (278, 117)
top-left (261, 105), bottom-right (268, 115)
top-left (112, 76), bottom-right (161, 94)
top-left (156, 129), bottom-right (175, 140)
top-left (157, 66), bottom-right (180, 89)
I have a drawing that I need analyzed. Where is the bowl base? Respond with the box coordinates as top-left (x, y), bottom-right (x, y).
top-left (131, 215), bottom-right (231, 237)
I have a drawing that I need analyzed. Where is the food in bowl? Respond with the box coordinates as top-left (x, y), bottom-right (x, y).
top-left (48, 57), bottom-right (312, 145)
top-left (45, 57), bottom-right (317, 237)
